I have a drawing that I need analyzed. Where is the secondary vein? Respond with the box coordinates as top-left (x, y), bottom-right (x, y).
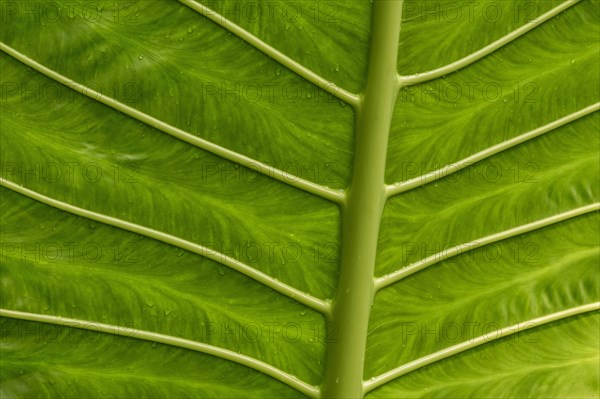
top-left (375, 203), bottom-right (600, 291)
top-left (0, 42), bottom-right (344, 205)
top-left (0, 178), bottom-right (331, 316)
top-left (386, 103), bottom-right (600, 198)
top-left (177, 0), bottom-right (360, 108)
top-left (363, 302), bottom-right (600, 393)
top-left (0, 309), bottom-right (321, 399)
top-left (398, 0), bottom-right (580, 85)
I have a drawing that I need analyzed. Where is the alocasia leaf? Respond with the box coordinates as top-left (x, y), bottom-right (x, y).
top-left (0, 0), bottom-right (598, 398)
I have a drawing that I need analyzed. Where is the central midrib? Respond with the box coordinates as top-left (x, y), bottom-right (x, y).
top-left (321, 1), bottom-right (404, 398)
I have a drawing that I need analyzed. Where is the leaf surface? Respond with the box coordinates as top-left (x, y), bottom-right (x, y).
top-left (1, 0), bottom-right (598, 398)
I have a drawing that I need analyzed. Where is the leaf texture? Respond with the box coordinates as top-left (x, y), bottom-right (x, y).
top-left (0, 0), bottom-right (598, 398)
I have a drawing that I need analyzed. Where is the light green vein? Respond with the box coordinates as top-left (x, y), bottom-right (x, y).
top-left (398, 0), bottom-right (580, 86)
top-left (363, 302), bottom-right (600, 394)
top-left (0, 308), bottom-right (321, 399)
top-left (177, 0), bottom-right (360, 108)
top-left (386, 103), bottom-right (599, 198)
top-left (374, 203), bottom-right (600, 291)
top-left (0, 42), bottom-right (344, 205)
top-left (0, 178), bottom-right (331, 316)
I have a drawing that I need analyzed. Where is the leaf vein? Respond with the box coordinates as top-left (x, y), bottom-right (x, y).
top-left (363, 302), bottom-right (600, 393)
top-left (0, 178), bottom-right (331, 316)
top-left (0, 42), bottom-right (345, 205)
top-left (375, 203), bottom-right (600, 291)
top-left (177, 0), bottom-right (360, 107)
top-left (0, 309), bottom-right (321, 399)
top-left (398, 0), bottom-right (580, 85)
top-left (386, 103), bottom-right (600, 197)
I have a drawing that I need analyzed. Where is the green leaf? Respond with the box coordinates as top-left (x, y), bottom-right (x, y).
top-left (0, 0), bottom-right (598, 398)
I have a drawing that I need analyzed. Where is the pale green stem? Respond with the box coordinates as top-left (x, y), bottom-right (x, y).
top-left (321, 1), bottom-right (403, 398)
